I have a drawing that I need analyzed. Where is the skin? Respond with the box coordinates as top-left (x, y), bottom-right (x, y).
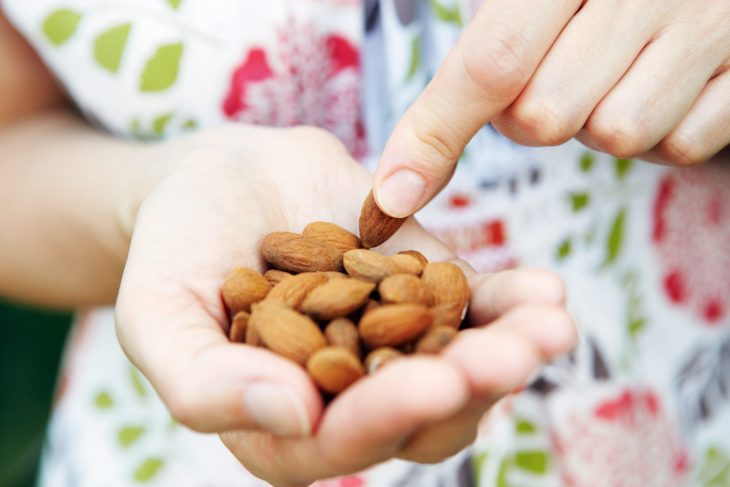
top-left (0, 13), bottom-right (576, 486)
top-left (373, 0), bottom-right (730, 218)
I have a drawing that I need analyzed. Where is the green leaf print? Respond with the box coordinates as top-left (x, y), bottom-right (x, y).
top-left (140, 42), bottom-right (184, 92)
top-left (180, 118), bottom-right (197, 131)
top-left (94, 390), bottom-right (114, 409)
top-left (570, 192), bottom-right (591, 212)
top-left (556, 237), bottom-right (572, 261)
top-left (471, 452), bottom-right (489, 483)
top-left (133, 457), bottom-right (164, 483)
top-left (515, 418), bottom-right (537, 435)
top-left (42, 9), bottom-right (81, 46)
top-left (430, 0), bottom-right (462, 25)
top-left (580, 152), bottom-right (595, 172)
top-left (602, 208), bottom-right (626, 267)
top-left (118, 425), bottom-right (146, 448)
top-left (166, 0), bottom-right (182, 9)
top-left (94, 23), bottom-right (132, 73)
top-left (405, 36), bottom-right (421, 83)
top-left (699, 447), bottom-right (730, 487)
top-left (615, 158), bottom-right (633, 181)
top-left (152, 113), bottom-right (174, 136)
top-left (514, 450), bottom-right (548, 474)
top-left (129, 365), bottom-right (148, 398)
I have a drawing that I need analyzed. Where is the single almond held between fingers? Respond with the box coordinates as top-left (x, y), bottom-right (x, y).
top-left (343, 249), bottom-right (399, 283)
top-left (264, 269), bottom-right (292, 286)
top-left (415, 326), bottom-right (457, 354)
top-left (301, 278), bottom-right (375, 320)
top-left (364, 347), bottom-right (403, 374)
top-left (222, 267), bottom-right (271, 313)
top-left (266, 272), bottom-right (328, 309)
top-left (303, 222), bottom-right (362, 252)
top-left (250, 301), bottom-right (326, 365)
top-left (229, 311), bottom-right (250, 343)
top-left (421, 262), bottom-right (470, 311)
top-left (389, 253), bottom-right (425, 276)
top-left (307, 347), bottom-right (365, 394)
top-left (359, 190), bottom-right (406, 248)
top-left (379, 273), bottom-right (432, 305)
top-left (359, 303), bottom-right (433, 347)
top-left (324, 318), bottom-right (360, 356)
top-left (261, 232), bottom-right (343, 273)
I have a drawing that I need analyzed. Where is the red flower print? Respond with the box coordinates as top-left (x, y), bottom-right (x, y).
top-left (652, 165), bottom-right (730, 324)
top-left (553, 387), bottom-right (688, 487)
top-left (222, 19), bottom-right (367, 158)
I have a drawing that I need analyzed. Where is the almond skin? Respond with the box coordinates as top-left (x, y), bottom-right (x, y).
top-left (431, 303), bottom-right (467, 329)
top-left (398, 250), bottom-right (428, 267)
top-left (265, 272), bottom-right (328, 309)
top-left (343, 249), bottom-right (400, 283)
top-left (264, 269), bottom-right (292, 287)
top-left (359, 303), bottom-right (433, 347)
top-left (389, 253), bottom-right (425, 276)
top-left (262, 232), bottom-right (343, 273)
top-left (301, 278), bottom-right (375, 320)
top-left (229, 311), bottom-right (250, 343)
top-left (319, 271), bottom-right (348, 281)
top-left (359, 190), bottom-right (406, 248)
top-left (222, 267), bottom-right (271, 313)
top-left (250, 301), bottom-right (326, 364)
top-left (379, 273), bottom-right (432, 305)
top-left (415, 326), bottom-right (457, 354)
top-left (324, 318), bottom-right (360, 356)
top-left (364, 347), bottom-right (403, 374)
top-left (421, 262), bottom-right (470, 311)
top-left (303, 222), bottom-right (362, 252)
top-left (245, 319), bottom-right (264, 347)
top-left (307, 347), bottom-right (364, 394)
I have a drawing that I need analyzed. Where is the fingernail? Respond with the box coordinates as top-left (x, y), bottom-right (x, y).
top-left (243, 383), bottom-right (311, 437)
top-left (377, 169), bottom-right (427, 218)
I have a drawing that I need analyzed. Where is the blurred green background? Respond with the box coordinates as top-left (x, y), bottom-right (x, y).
top-left (0, 300), bottom-right (71, 487)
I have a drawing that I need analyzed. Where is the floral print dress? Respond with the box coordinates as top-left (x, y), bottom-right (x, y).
top-left (3, 0), bottom-right (730, 486)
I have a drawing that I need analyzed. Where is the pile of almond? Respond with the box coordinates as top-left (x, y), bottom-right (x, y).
top-left (222, 191), bottom-right (470, 396)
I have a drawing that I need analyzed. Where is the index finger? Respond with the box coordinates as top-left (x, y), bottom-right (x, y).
top-left (373, 0), bottom-right (581, 218)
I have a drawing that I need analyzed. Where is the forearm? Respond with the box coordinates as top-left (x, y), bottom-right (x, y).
top-left (0, 109), bottom-right (166, 309)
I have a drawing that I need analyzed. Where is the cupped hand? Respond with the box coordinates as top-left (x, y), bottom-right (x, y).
top-left (115, 125), bottom-right (576, 486)
top-left (374, 0), bottom-right (730, 218)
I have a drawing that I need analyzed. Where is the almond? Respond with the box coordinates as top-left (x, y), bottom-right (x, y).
top-left (229, 311), bottom-right (249, 343)
top-left (264, 269), bottom-right (292, 286)
top-left (364, 347), bottom-right (403, 374)
top-left (301, 278), bottom-right (375, 320)
top-left (262, 232), bottom-right (343, 273)
top-left (398, 250), bottom-right (428, 267)
top-left (358, 190), bottom-right (406, 248)
top-left (421, 262), bottom-right (470, 312)
top-left (307, 347), bottom-right (364, 394)
top-left (389, 253), bottom-right (425, 276)
top-left (415, 326), bottom-right (457, 354)
top-left (379, 274), bottom-right (432, 305)
top-left (431, 303), bottom-right (467, 329)
top-left (363, 299), bottom-right (380, 314)
top-left (320, 271), bottom-right (348, 281)
top-left (265, 272), bottom-right (328, 309)
top-left (324, 318), bottom-right (360, 356)
top-left (222, 267), bottom-right (271, 313)
top-left (303, 221), bottom-right (362, 252)
top-left (250, 301), bottom-right (326, 364)
top-left (343, 249), bottom-right (399, 283)
top-left (246, 319), bottom-right (264, 347)
top-left (359, 303), bottom-right (432, 347)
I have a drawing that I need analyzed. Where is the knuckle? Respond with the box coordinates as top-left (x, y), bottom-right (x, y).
top-left (587, 117), bottom-right (649, 158)
top-left (462, 28), bottom-right (530, 100)
top-left (659, 134), bottom-right (708, 166)
top-left (510, 99), bottom-right (577, 146)
top-left (408, 106), bottom-right (464, 168)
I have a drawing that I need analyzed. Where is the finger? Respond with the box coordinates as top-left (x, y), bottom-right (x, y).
top-left (373, 0), bottom-right (582, 218)
top-left (648, 66), bottom-right (730, 165)
top-left (493, 0), bottom-right (657, 146)
top-left (222, 357), bottom-right (470, 486)
top-left (581, 29), bottom-right (726, 158)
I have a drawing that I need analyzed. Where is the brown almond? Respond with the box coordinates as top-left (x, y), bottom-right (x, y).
top-left (343, 249), bottom-right (400, 283)
top-left (363, 299), bottom-right (380, 314)
top-left (398, 250), bottom-right (429, 267)
top-left (379, 274), bottom-right (432, 305)
top-left (359, 304), bottom-right (432, 347)
top-left (222, 267), bottom-right (271, 313)
top-left (415, 326), bottom-right (457, 354)
top-left (307, 347), bottom-right (364, 394)
top-left (261, 232), bottom-right (343, 273)
top-left (431, 303), bottom-right (467, 329)
top-left (358, 190), bottom-right (406, 248)
top-left (364, 347), bottom-right (403, 374)
top-left (324, 318), bottom-right (360, 356)
top-left (250, 301), bottom-right (326, 364)
top-left (421, 262), bottom-right (470, 312)
top-left (245, 319), bottom-right (264, 347)
top-left (229, 311), bottom-right (249, 343)
top-left (303, 222), bottom-right (362, 252)
top-left (264, 269), bottom-right (292, 287)
top-left (389, 253), bottom-right (425, 276)
top-left (301, 278), bottom-right (375, 320)
top-left (320, 271), bottom-right (348, 280)
top-left (265, 272), bottom-right (328, 309)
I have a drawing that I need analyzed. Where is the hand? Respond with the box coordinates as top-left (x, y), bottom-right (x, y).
top-left (373, 0), bottom-right (730, 218)
top-left (115, 125), bottom-right (576, 486)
